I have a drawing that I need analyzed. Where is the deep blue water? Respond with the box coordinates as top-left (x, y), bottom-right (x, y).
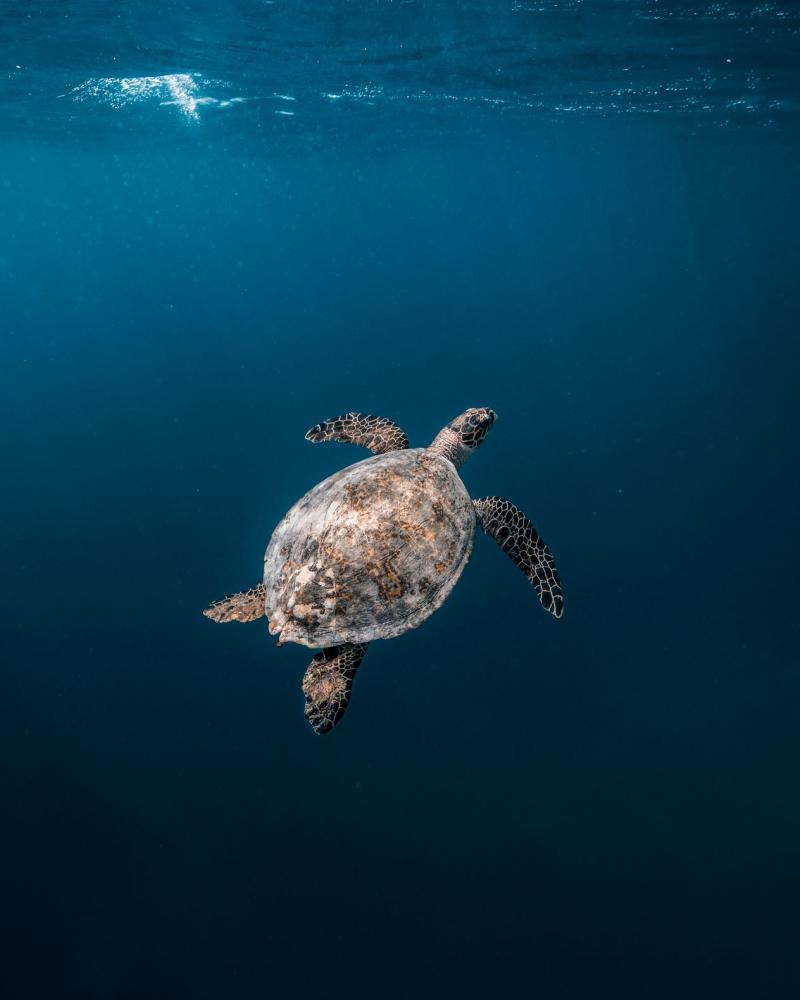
top-left (2, 3), bottom-right (799, 998)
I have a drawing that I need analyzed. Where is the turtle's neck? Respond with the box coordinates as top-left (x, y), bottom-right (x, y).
top-left (428, 427), bottom-right (470, 469)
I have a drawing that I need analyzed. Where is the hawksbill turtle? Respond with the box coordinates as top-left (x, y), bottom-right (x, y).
top-left (204, 408), bottom-right (563, 734)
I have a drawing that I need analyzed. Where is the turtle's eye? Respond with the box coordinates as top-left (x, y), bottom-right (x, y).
top-left (459, 409), bottom-right (496, 447)
top-left (474, 408), bottom-right (497, 429)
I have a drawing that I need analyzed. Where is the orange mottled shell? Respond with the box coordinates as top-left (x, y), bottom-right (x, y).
top-left (263, 448), bottom-right (475, 648)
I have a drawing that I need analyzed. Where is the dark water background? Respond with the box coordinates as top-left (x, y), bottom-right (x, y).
top-left (2, 2), bottom-right (799, 997)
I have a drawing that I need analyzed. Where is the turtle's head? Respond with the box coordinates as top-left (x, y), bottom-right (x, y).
top-left (429, 407), bottom-right (497, 469)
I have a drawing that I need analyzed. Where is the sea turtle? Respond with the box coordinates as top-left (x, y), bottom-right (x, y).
top-left (204, 408), bottom-right (563, 734)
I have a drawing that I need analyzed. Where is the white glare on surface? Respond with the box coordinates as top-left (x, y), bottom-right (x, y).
top-left (71, 74), bottom-right (241, 122)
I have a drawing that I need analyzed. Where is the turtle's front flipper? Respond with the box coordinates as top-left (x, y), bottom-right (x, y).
top-left (203, 584), bottom-right (266, 623)
top-left (302, 643), bottom-right (368, 734)
top-left (304, 413), bottom-right (408, 455)
top-left (474, 497), bottom-right (564, 618)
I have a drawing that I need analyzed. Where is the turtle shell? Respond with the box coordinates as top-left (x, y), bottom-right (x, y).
top-left (263, 448), bottom-right (475, 648)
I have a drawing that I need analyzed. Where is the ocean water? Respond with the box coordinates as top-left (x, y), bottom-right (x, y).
top-left (2, 2), bottom-right (799, 998)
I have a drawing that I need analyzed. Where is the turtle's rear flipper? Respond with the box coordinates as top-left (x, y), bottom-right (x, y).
top-left (474, 497), bottom-right (564, 618)
top-left (302, 643), bottom-right (368, 734)
top-left (203, 584), bottom-right (266, 623)
top-left (304, 413), bottom-right (408, 455)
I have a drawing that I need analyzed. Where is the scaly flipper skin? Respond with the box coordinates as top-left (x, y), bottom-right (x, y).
top-left (473, 497), bottom-right (564, 618)
top-left (304, 413), bottom-right (409, 455)
top-left (302, 643), bottom-right (368, 734)
top-left (203, 584), bottom-right (266, 623)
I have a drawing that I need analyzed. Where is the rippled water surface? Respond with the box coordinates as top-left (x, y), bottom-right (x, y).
top-left (3, 0), bottom-right (800, 141)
